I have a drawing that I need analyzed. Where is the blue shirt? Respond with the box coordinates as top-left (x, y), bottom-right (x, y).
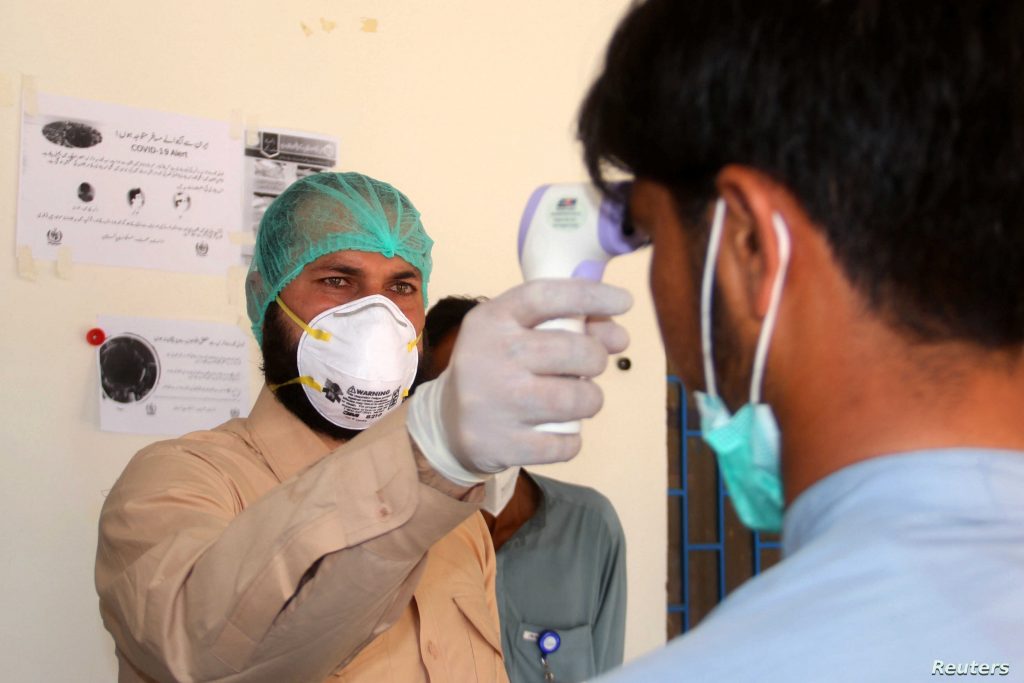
top-left (498, 472), bottom-right (627, 683)
top-left (597, 449), bottom-right (1024, 682)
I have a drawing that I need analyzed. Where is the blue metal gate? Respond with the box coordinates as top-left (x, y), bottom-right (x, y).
top-left (667, 374), bottom-right (781, 633)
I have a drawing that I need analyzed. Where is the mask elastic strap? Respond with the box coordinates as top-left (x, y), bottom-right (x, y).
top-left (749, 213), bottom-right (792, 405)
top-left (401, 332), bottom-right (422, 396)
top-left (268, 375), bottom-right (324, 393)
top-left (699, 199), bottom-right (728, 399)
top-left (275, 296), bottom-right (332, 342)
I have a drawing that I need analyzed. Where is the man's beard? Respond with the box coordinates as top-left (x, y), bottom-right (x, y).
top-left (260, 304), bottom-right (364, 442)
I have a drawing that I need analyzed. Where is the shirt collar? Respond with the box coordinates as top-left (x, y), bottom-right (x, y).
top-left (246, 386), bottom-right (334, 482)
top-left (782, 448), bottom-right (1024, 557)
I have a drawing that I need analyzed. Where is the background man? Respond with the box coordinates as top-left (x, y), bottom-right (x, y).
top-left (422, 295), bottom-right (627, 683)
top-left (96, 172), bottom-right (632, 682)
top-left (578, 1), bottom-right (1024, 680)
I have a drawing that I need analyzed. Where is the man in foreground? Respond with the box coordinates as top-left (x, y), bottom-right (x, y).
top-left (96, 172), bottom-right (631, 682)
top-left (579, 0), bottom-right (1024, 679)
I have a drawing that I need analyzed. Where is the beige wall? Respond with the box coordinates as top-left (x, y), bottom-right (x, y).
top-left (0, 1), bottom-right (667, 678)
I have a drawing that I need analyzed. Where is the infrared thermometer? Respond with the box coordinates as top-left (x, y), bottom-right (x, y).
top-left (517, 182), bottom-right (647, 432)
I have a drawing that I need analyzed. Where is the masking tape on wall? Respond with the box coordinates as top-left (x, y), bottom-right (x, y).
top-left (0, 73), bottom-right (14, 107)
top-left (56, 246), bottom-right (74, 279)
top-left (229, 231), bottom-right (255, 246)
top-left (245, 115), bottom-right (260, 147)
top-left (226, 265), bottom-right (249, 306)
top-left (16, 245), bottom-right (37, 281)
top-left (229, 109), bottom-right (243, 140)
top-left (21, 74), bottom-right (38, 116)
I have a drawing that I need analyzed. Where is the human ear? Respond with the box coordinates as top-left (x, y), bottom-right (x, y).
top-left (715, 165), bottom-right (788, 321)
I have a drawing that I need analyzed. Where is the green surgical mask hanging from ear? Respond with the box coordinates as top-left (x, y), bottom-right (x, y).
top-left (693, 198), bottom-right (792, 534)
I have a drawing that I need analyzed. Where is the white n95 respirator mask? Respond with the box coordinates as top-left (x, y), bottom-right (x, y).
top-left (272, 294), bottom-right (420, 430)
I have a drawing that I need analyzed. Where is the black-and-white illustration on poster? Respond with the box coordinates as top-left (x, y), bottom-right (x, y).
top-left (96, 316), bottom-right (250, 435)
top-left (99, 334), bottom-right (161, 404)
top-left (18, 92), bottom-right (244, 274)
top-left (244, 128), bottom-right (338, 241)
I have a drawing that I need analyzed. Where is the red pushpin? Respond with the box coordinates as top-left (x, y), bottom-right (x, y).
top-left (86, 327), bottom-right (106, 346)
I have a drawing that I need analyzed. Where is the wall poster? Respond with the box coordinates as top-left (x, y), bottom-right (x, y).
top-left (18, 92), bottom-right (244, 274)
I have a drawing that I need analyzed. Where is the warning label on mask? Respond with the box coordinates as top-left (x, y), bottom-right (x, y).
top-left (322, 379), bottom-right (403, 424)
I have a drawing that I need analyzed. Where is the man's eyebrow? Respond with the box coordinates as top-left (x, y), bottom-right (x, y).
top-left (312, 264), bottom-right (363, 276)
top-left (310, 263), bottom-right (421, 280)
top-left (390, 269), bottom-right (421, 281)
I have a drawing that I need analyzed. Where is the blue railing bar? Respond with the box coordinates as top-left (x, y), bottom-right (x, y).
top-left (677, 379), bottom-right (691, 632)
top-left (715, 456), bottom-right (727, 602)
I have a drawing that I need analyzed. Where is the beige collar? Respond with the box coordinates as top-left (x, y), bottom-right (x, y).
top-left (245, 386), bottom-right (333, 482)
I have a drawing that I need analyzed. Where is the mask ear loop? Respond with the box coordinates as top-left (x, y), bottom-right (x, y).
top-left (275, 295), bottom-right (332, 342)
top-left (268, 296), bottom-right (331, 393)
top-left (401, 331), bottom-right (423, 398)
top-left (748, 213), bottom-right (792, 405)
top-left (268, 376), bottom-right (325, 393)
top-left (700, 199), bottom-right (729, 399)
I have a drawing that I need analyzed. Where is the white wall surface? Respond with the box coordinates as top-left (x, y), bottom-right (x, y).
top-left (0, 1), bottom-right (667, 679)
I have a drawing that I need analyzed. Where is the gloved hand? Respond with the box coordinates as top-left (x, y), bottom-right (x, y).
top-left (407, 279), bottom-right (632, 485)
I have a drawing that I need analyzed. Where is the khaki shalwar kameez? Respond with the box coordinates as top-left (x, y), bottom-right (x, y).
top-left (96, 388), bottom-right (507, 683)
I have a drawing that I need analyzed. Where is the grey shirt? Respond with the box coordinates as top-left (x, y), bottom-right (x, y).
top-left (496, 472), bottom-right (627, 683)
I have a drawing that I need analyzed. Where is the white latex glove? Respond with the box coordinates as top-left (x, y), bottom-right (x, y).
top-left (407, 279), bottom-right (632, 485)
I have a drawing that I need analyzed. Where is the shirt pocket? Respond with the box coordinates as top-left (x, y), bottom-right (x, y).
top-left (513, 621), bottom-right (595, 683)
top-left (453, 593), bottom-right (506, 683)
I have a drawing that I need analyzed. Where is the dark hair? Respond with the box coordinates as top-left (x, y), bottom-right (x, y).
top-left (424, 296), bottom-right (486, 350)
top-left (579, 0), bottom-right (1024, 346)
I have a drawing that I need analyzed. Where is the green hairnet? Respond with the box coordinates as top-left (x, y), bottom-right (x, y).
top-left (245, 171), bottom-right (433, 345)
